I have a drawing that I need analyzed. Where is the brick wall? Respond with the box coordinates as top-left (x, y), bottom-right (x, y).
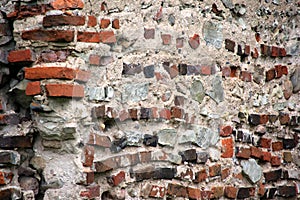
top-left (0, 0), bottom-right (299, 199)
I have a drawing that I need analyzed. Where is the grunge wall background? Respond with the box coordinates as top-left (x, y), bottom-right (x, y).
top-left (0, 0), bottom-right (299, 199)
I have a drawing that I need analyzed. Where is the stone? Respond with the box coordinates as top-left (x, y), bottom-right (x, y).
top-left (121, 83), bottom-right (149, 103)
top-left (157, 129), bottom-right (177, 147)
top-left (221, 0), bottom-right (234, 9)
top-left (122, 63), bottom-right (142, 75)
top-left (179, 149), bottom-right (197, 162)
top-left (206, 75), bottom-right (224, 104)
top-left (143, 134), bottom-right (158, 147)
top-left (241, 158), bottom-right (262, 183)
top-left (125, 131), bottom-right (143, 146)
top-left (194, 126), bottom-right (219, 148)
top-left (168, 14), bottom-right (175, 26)
top-left (190, 80), bottom-right (205, 104)
top-left (178, 130), bottom-right (196, 144)
top-left (203, 21), bottom-right (223, 49)
top-left (110, 137), bottom-right (127, 153)
top-left (290, 67), bottom-right (300, 93)
top-left (196, 152), bottom-right (209, 164)
top-left (19, 176), bottom-right (39, 195)
top-left (143, 65), bottom-right (155, 78)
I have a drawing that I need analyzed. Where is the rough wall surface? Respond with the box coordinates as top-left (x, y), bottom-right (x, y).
top-left (0, 0), bottom-right (299, 199)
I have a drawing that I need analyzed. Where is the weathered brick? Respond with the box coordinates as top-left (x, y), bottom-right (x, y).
top-left (25, 67), bottom-right (90, 82)
top-left (260, 114), bottom-right (269, 124)
top-left (209, 164), bottom-right (221, 177)
top-left (161, 34), bottom-right (171, 45)
top-left (22, 29), bottom-right (74, 42)
top-left (159, 108), bottom-right (171, 120)
top-left (194, 168), bottom-right (207, 183)
top-left (271, 156), bottom-right (281, 166)
top-left (149, 185), bottom-right (166, 198)
top-left (259, 137), bottom-right (272, 149)
top-left (144, 28), bottom-right (155, 39)
top-left (279, 48), bottom-right (287, 57)
top-left (80, 185), bottom-right (100, 199)
top-left (89, 54), bottom-right (100, 65)
top-left (211, 186), bottom-right (224, 199)
top-left (87, 133), bottom-right (111, 148)
top-left (139, 151), bottom-right (151, 163)
top-left (108, 171), bottom-right (125, 186)
top-left (88, 16), bottom-right (97, 27)
top-left (222, 66), bottom-right (231, 77)
top-left (51, 0), bottom-right (84, 10)
top-left (0, 136), bottom-right (32, 149)
top-left (264, 169), bottom-right (282, 182)
top-left (224, 186), bottom-right (237, 199)
top-left (112, 19), bottom-right (120, 29)
top-left (187, 187), bottom-right (201, 200)
top-left (7, 4), bottom-right (52, 19)
top-left (244, 45), bottom-right (250, 56)
top-left (45, 84), bottom-right (84, 98)
top-left (272, 141), bottom-right (283, 151)
top-left (250, 146), bottom-right (262, 159)
top-left (83, 145), bottom-right (94, 167)
top-left (237, 187), bottom-right (255, 199)
top-left (0, 170), bottom-right (13, 185)
top-left (100, 19), bottom-right (110, 29)
top-left (0, 114), bottom-right (19, 125)
top-left (271, 46), bottom-right (279, 57)
top-left (91, 105), bottom-right (106, 118)
top-left (235, 147), bottom-right (251, 159)
top-left (25, 81), bottom-right (41, 96)
top-left (77, 32), bottom-right (100, 43)
top-left (86, 171), bottom-right (94, 185)
top-left (180, 149), bottom-right (197, 162)
top-left (225, 39), bottom-right (235, 52)
top-left (122, 63), bottom-right (142, 75)
top-left (94, 156), bottom-right (120, 172)
top-left (266, 68), bottom-right (276, 82)
top-left (261, 44), bottom-right (271, 56)
top-left (167, 183), bottom-right (187, 198)
top-left (171, 106), bottom-right (184, 119)
top-left (176, 37), bottom-right (184, 48)
top-left (220, 125), bottom-right (233, 137)
top-left (43, 15), bottom-right (85, 27)
top-left (251, 47), bottom-right (259, 58)
top-left (261, 151), bottom-right (271, 162)
top-left (0, 188), bottom-right (12, 199)
top-left (8, 49), bottom-right (35, 63)
top-left (221, 168), bottom-right (230, 180)
top-left (188, 34), bottom-right (200, 49)
top-left (221, 137), bottom-right (234, 158)
top-left (279, 113), bottom-right (290, 125)
top-left (277, 186), bottom-right (297, 197)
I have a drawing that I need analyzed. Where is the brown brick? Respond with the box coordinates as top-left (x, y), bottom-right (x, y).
top-left (250, 146), bottom-right (262, 159)
top-left (261, 151), bottom-right (271, 162)
top-left (277, 186), bottom-right (296, 197)
top-left (167, 183), bottom-right (187, 198)
top-left (209, 164), bottom-right (221, 177)
top-left (220, 125), bottom-right (233, 137)
top-left (94, 156), bottom-right (120, 172)
top-left (83, 145), bottom-right (94, 167)
top-left (236, 147), bottom-right (251, 159)
top-left (237, 187), bottom-right (255, 199)
top-left (283, 151), bottom-right (293, 163)
top-left (161, 34), bottom-right (171, 45)
top-left (261, 44), bottom-right (271, 56)
top-left (144, 28), bottom-right (155, 39)
top-left (187, 187), bottom-right (201, 200)
top-left (25, 67), bottom-right (90, 82)
top-left (89, 54), bottom-right (100, 65)
top-left (8, 49), bottom-right (35, 63)
top-left (275, 65), bottom-right (283, 78)
top-left (43, 15), bottom-right (85, 27)
top-left (100, 31), bottom-right (116, 44)
top-left (259, 137), bottom-right (272, 149)
top-left (51, 0), bottom-right (84, 10)
top-left (0, 136), bottom-right (32, 148)
top-left (171, 106), bottom-right (184, 119)
top-left (77, 32), bottom-right (100, 43)
top-left (159, 108), bottom-right (171, 120)
top-left (211, 186), bottom-right (224, 199)
top-left (139, 151), bottom-right (151, 163)
top-left (266, 68), bottom-right (276, 82)
top-left (272, 141), bottom-right (283, 151)
top-left (279, 113), bottom-right (290, 125)
top-left (222, 66), bottom-right (231, 77)
top-left (225, 39), bottom-right (235, 52)
top-left (128, 108), bottom-right (138, 120)
top-left (0, 188), bottom-right (12, 199)
top-left (221, 168), bottom-right (230, 180)
top-left (221, 137), bottom-right (234, 158)
top-left (224, 186), bottom-right (237, 199)
top-left (88, 16), bottom-right (97, 27)
top-left (22, 29), bottom-right (74, 42)
top-left (194, 168), bottom-right (207, 183)
top-left (80, 185), bottom-right (100, 199)
top-left (87, 133), bottom-right (111, 148)
top-left (109, 171), bottom-right (125, 186)
top-left (264, 169), bottom-right (282, 182)
top-left (45, 84), bottom-right (84, 98)
top-left (271, 156), bottom-right (281, 166)
top-left (112, 19), bottom-right (120, 29)
top-left (25, 81), bottom-right (41, 96)
top-left (240, 71), bottom-right (252, 82)
top-left (100, 19), bottom-right (110, 29)
top-left (251, 47), bottom-right (259, 58)
top-left (86, 171), bottom-right (94, 185)
top-left (176, 37), bottom-right (184, 48)
top-left (271, 46), bottom-right (279, 57)
top-left (279, 48), bottom-right (287, 57)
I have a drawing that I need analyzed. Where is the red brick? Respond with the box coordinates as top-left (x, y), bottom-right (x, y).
top-left (88, 16), bottom-right (97, 27)
top-left (224, 186), bottom-right (237, 199)
top-left (225, 39), bottom-right (235, 52)
top-left (259, 137), bottom-right (272, 149)
top-left (167, 183), bottom-right (187, 198)
top-left (80, 185), bottom-right (100, 199)
top-left (149, 185), bottom-right (166, 198)
top-left (236, 147), bottom-right (251, 159)
top-left (271, 156), bottom-right (281, 166)
top-left (25, 67), bottom-right (90, 82)
top-left (83, 145), bottom-right (94, 167)
top-left (77, 32), bottom-right (100, 43)
top-left (266, 68), bottom-right (276, 82)
top-left (128, 108), bottom-right (138, 120)
top-left (8, 49), bottom-right (35, 63)
top-left (260, 114), bottom-right (269, 124)
top-left (151, 107), bottom-right (159, 119)
top-left (275, 65), bottom-right (283, 78)
top-left (211, 186), bottom-right (224, 199)
top-left (112, 19), bottom-right (120, 29)
top-left (110, 171), bottom-right (125, 186)
top-left (261, 151), bottom-right (271, 162)
top-left (244, 45), bottom-right (250, 56)
top-left (7, 4), bottom-right (52, 20)
top-left (255, 33), bottom-right (260, 42)
top-left (220, 125), bottom-right (233, 137)
top-left (22, 29), bottom-right (74, 42)
top-left (86, 171), bottom-right (94, 185)
top-left (188, 34), bottom-right (200, 49)
top-left (0, 170), bottom-right (13, 185)
top-left (194, 168), bottom-right (207, 183)
top-left (89, 54), bottom-right (100, 65)
top-left (250, 146), bottom-right (262, 159)
top-left (282, 65), bottom-right (288, 75)
top-left (230, 66), bottom-right (239, 77)
top-left (258, 183), bottom-right (265, 196)
top-left (45, 84), bottom-right (84, 97)
top-left (171, 106), bottom-right (184, 119)
top-left (272, 141), bottom-right (283, 151)
top-left (279, 48), bottom-right (287, 57)
top-left (271, 46), bottom-right (279, 57)
top-left (100, 31), bottom-right (116, 44)
top-left (201, 66), bottom-right (212, 75)
top-left (144, 28), bottom-right (155, 39)
top-left (209, 164), bottom-right (221, 177)
top-left (94, 157), bottom-right (120, 172)
top-left (161, 34), bottom-right (171, 45)
top-left (100, 2), bottom-right (107, 11)
top-left (25, 81), bottom-right (41, 96)
top-left (51, 0), bottom-right (84, 10)
top-left (87, 133), bottom-right (111, 148)
top-left (43, 15), bottom-right (85, 27)
top-left (100, 19), bottom-right (110, 29)
top-left (221, 168), bottom-right (230, 180)
top-left (221, 137), bottom-right (234, 158)
top-left (187, 187), bottom-right (201, 200)
top-left (251, 47), bottom-right (259, 58)
top-left (279, 113), bottom-right (290, 125)
top-left (240, 71), bottom-right (252, 82)
top-left (159, 108), bottom-right (171, 120)
top-left (176, 38), bottom-right (184, 48)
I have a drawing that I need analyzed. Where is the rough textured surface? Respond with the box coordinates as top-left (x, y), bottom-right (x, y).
top-left (0, 0), bottom-right (299, 199)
